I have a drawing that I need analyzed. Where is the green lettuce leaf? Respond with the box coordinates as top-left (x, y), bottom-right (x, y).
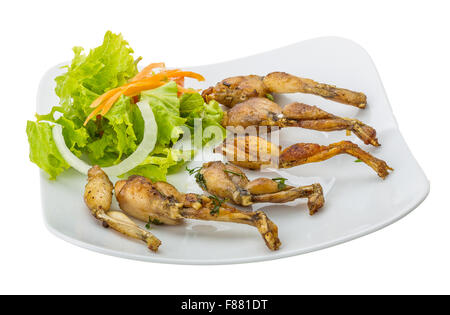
top-left (26, 31), bottom-right (226, 181)
top-left (26, 121), bottom-right (70, 179)
top-left (54, 31), bottom-right (138, 123)
top-left (180, 94), bottom-right (226, 146)
top-left (54, 116), bottom-right (90, 157)
top-left (120, 146), bottom-right (189, 182)
top-left (141, 82), bottom-right (186, 147)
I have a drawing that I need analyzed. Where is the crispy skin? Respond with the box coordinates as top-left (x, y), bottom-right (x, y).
top-left (84, 166), bottom-right (161, 252)
top-left (199, 161), bottom-right (325, 215)
top-left (203, 72), bottom-right (367, 108)
top-left (282, 102), bottom-right (379, 146)
top-left (217, 136), bottom-right (393, 178)
top-left (199, 161), bottom-right (252, 206)
top-left (202, 75), bottom-right (268, 107)
top-left (115, 176), bottom-right (184, 225)
top-left (279, 141), bottom-right (392, 178)
top-left (222, 98), bottom-right (379, 146)
top-left (84, 166), bottom-right (114, 212)
top-left (251, 182), bottom-right (324, 215)
top-left (263, 72), bottom-right (367, 108)
top-left (222, 97), bottom-right (282, 128)
top-left (116, 174), bottom-right (281, 251)
top-left (246, 177), bottom-right (284, 195)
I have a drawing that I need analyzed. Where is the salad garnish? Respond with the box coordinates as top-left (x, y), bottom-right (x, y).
top-left (27, 31), bottom-right (225, 180)
top-left (84, 67), bottom-right (205, 125)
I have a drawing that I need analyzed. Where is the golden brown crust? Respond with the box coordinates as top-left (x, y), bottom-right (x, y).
top-left (222, 99), bottom-right (379, 146)
top-left (84, 166), bottom-right (161, 252)
top-left (116, 176), bottom-right (184, 225)
top-left (222, 97), bottom-right (282, 128)
top-left (199, 161), bottom-right (251, 206)
top-left (199, 161), bottom-right (325, 214)
top-left (264, 72), bottom-right (367, 108)
top-left (279, 141), bottom-right (392, 178)
top-left (84, 165), bottom-right (114, 213)
top-left (218, 136), bottom-right (392, 178)
top-left (202, 75), bottom-right (268, 107)
top-left (282, 102), bottom-right (379, 146)
top-left (203, 72), bottom-right (367, 108)
top-left (115, 172), bottom-right (282, 251)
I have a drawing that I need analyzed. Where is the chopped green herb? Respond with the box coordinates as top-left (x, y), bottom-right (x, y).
top-left (186, 166), bottom-right (207, 190)
top-left (272, 177), bottom-right (288, 190)
top-left (195, 172), bottom-right (207, 190)
top-left (150, 218), bottom-right (163, 225)
top-left (145, 217), bottom-right (163, 230)
top-left (208, 195), bottom-right (225, 215)
top-left (354, 159), bottom-right (363, 163)
top-left (186, 166), bottom-right (202, 175)
top-left (145, 217), bottom-right (152, 230)
top-left (265, 94), bottom-right (275, 101)
top-left (224, 169), bottom-right (244, 177)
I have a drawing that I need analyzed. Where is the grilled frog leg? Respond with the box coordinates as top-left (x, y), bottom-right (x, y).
top-left (84, 166), bottom-right (161, 252)
top-left (202, 72), bottom-right (366, 108)
top-left (263, 72), bottom-right (367, 108)
top-left (217, 136), bottom-right (393, 178)
top-left (115, 175), bottom-right (281, 251)
top-left (182, 193), bottom-right (281, 251)
top-left (197, 161), bottom-right (324, 215)
top-left (222, 98), bottom-right (379, 146)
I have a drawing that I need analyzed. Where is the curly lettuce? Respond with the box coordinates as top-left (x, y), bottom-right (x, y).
top-left (26, 121), bottom-right (70, 179)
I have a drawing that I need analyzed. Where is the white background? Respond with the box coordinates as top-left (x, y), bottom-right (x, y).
top-left (1, 0), bottom-right (448, 294)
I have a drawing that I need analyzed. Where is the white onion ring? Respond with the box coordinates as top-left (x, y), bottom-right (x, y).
top-left (52, 100), bottom-right (157, 177)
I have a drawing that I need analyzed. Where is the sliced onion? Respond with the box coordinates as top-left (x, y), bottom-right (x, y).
top-left (53, 124), bottom-right (91, 175)
top-left (53, 100), bottom-right (157, 177)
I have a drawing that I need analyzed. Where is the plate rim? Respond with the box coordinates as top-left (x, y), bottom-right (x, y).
top-left (38, 36), bottom-right (430, 265)
top-left (42, 183), bottom-right (429, 265)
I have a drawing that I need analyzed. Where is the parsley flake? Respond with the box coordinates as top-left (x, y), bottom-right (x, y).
top-left (272, 177), bottom-right (288, 190)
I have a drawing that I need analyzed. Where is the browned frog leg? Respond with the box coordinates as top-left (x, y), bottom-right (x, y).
top-left (281, 102), bottom-right (380, 146)
top-left (84, 166), bottom-right (161, 252)
top-left (250, 183), bottom-right (325, 215)
top-left (181, 194), bottom-right (281, 251)
top-left (197, 161), bottom-right (324, 214)
top-left (263, 72), bottom-right (367, 108)
top-left (95, 211), bottom-right (162, 252)
top-left (279, 141), bottom-right (393, 178)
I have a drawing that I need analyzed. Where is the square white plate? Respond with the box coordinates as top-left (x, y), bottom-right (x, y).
top-left (38, 37), bottom-right (429, 265)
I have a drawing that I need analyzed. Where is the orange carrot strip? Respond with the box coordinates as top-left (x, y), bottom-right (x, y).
top-left (123, 82), bottom-right (166, 97)
top-left (84, 66), bottom-right (205, 124)
top-left (165, 71), bottom-right (205, 81)
top-left (131, 62), bottom-right (166, 82)
top-left (90, 87), bottom-right (121, 108)
top-left (100, 78), bottom-right (167, 115)
top-left (84, 106), bottom-right (104, 126)
top-left (173, 77), bottom-right (185, 87)
top-left (100, 88), bottom-right (126, 116)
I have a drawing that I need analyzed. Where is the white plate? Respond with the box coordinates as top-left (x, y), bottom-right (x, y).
top-left (38, 37), bottom-right (429, 265)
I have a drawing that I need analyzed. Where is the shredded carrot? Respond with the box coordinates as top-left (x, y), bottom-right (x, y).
top-left (165, 70), bottom-right (205, 81)
top-left (173, 77), bottom-right (185, 87)
top-left (174, 77), bottom-right (185, 97)
top-left (84, 106), bottom-right (104, 126)
top-left (100, 88), bottom-right (126, 116)
top-left (90, 88), bottom-right (120, 108)
top-left (83, 63), bottom-right (205, 126)
top-left (131, 62), bottom-right (165, 82)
